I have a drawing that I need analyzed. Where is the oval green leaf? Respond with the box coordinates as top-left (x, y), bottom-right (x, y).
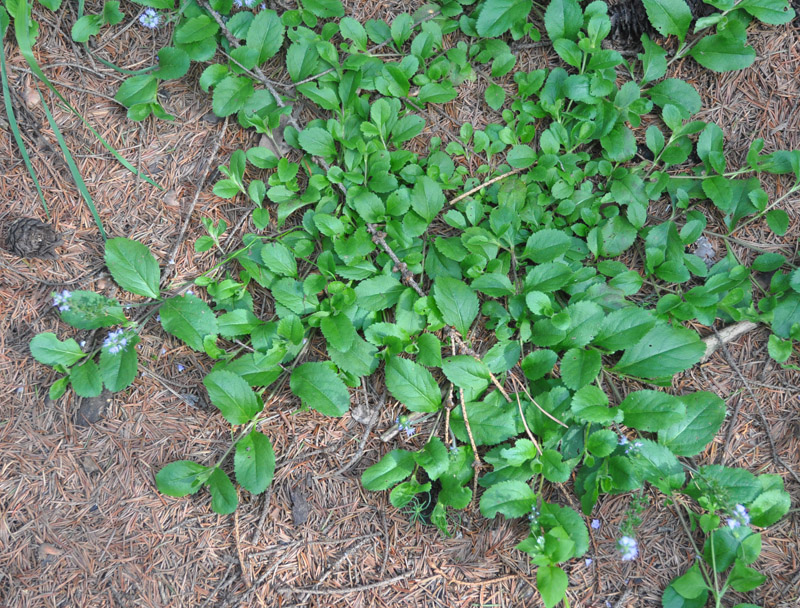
top-left (290, 362), bottom-right (350, 417)
top-left (204, 369), bottom-right (261, 424)
top-left (104, 237), bottom-right (160, 298)
top-left (234, 430), bottom-right (275, 495)
top-left (385, 355), bottom-right (441, 413)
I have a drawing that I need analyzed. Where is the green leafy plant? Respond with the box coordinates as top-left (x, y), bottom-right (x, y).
top-left (71, 0), bottom-right (124, 42)
top-left (31, 0), bottom-right (799, 605)
top-left (661, 467), bottom-right (791, 608)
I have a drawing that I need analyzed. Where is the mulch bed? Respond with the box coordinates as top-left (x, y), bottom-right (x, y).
top-left (1, 3), bottom-right (799, 607)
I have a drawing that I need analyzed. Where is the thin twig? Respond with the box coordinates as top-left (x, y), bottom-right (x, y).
top-left (445, 168), bottom-right (522, 209)
top-left (429, 562), bottom-right (520, 587)
top-left (718, 393), bottom-right (745, 467)
top-left (514, 372), bottom-right (568, 428)
top-left (379, 510), bottom-right (389, 578)
top-left (444, 337), bottom-right (458, 448)
top-left (366, 225), bottom-right (426, 297)
top-left (700, 321), bottom-right (759, 363)
top-left (277, 571), bottom-right (412, 595)
top-left (234, 505), bottom-right (251, 588)
top-left (513, 382), bottom-right (541, 455)
top-left (447, 331), bottom-right (511, 400)
top-left (510, 41), bottom-right (553, 51)
top-left (249, 533), bottom-right (381, 560)
top-left (458, 385), bottom-right (482, 503)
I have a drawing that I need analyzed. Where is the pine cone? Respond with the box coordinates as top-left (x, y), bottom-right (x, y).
top-left (608, 0), bottom-right (653, 46)
top-left (607, 0), bottom-right (716, 48)
top-left (4, 217), bottom-right (63, 260)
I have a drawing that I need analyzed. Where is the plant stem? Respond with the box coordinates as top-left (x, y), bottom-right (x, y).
top-left (666, 1), bottom-right (747, 69)
top-left (671, 498), bottom-right (716, 595)
top-left (729, 182), bottom-right (800, 236)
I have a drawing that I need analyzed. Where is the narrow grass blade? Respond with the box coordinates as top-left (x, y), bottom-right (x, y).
top-left (87, 52), bottom-right (155, 75)
top-left (37, 87), bottom-right (107, 239)
top-left (11, 0), bottom-right (160, 189)
top-left (0, 42), bottom-right (49, 216)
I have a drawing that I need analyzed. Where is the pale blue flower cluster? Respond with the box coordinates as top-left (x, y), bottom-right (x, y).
top-left (139, 8), bottom-right (160, 29)
top-left (396, 416), bottom-right (415, 437)
top-left (617, 536), bottom-right (638, 561)
top-left (619, 436), bottom-right (643, 455)
top-left (727, 504), bottom-right (750, 530)
top-left (233, 0), bottom-right (258, 7)
top-left (52, 290), bottom-right (71, 312)
top-left (591, 519), bottom-right (601, 529)
top-left (103, 328), bottom-right (129, 355)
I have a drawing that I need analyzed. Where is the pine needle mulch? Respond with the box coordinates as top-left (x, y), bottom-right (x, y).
top-left (1, 4), bottom-right (799, 607)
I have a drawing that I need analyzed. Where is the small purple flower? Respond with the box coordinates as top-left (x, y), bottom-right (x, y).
top-left (618, 436), bottom-right (629, 446)
top-left (727, 504), bottom-right (750, 530)
top-left (103, 328), bottom-right (129, 355)
top-left (177, 364), bottom-right (185, 373)
top-left (52, 290), bottom-right (72, 312)
top-left (160, 347), bottom-right (167, 355)
top-left (585, 558), bottom-right (593, 566)
top-left (617, 536), bottom-right (638, 561)
top-left (185, 289), bottom-right (194, 296)
top-left (591, 519), bottom-right (601, 529)
top-left (396, 415), bottom-right (415, 438)
top-left (139, 8), bottom-right (160, 29)
top-left (624, 441), bottom-right (643, 456)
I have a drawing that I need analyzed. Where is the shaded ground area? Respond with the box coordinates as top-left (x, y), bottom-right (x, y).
top-left (1, 3), bottom-right (799, 607)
